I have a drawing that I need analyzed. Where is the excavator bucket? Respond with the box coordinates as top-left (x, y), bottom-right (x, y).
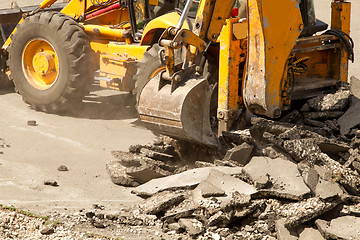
top-left (138, 74), bottom-right (218, 147)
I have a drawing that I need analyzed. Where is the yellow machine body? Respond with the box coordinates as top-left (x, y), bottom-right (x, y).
top-left (0, 0), bottom-right (353, 147)
top-left (137, 0), bottom-right (352, 146)
top-left (2, 0), bottom-right (187, 92)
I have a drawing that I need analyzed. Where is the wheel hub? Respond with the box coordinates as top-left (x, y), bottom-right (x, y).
top-left (22, 39), bottom-right (59, 90)
top-left (32, 51), bottom-right (55, 76)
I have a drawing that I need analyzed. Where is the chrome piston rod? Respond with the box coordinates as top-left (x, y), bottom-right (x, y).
top-left (176, 0), bottom-right (194, 29)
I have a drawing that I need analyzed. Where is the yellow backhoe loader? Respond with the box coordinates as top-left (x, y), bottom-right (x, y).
top-left (0, 0), bottom-right (195, 112)
top-left (0, 0), bottom-right (354, 148)
top-left (137, 0), bottom-right (354, 146)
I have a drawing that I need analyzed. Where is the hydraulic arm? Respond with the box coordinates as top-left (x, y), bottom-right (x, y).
top-left (137, 0), bottom-right (353, 147)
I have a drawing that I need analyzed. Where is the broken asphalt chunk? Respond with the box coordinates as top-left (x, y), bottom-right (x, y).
top-left (338, 100), bottom-right (360, 135)
top-left (303, 111), bottom-right (344, 120)
top-left (275, 219), bottom-right (298, 240)
top-left (283, 198), bottom-right (340, 228)
top-left (298, 227), bottom-right (325, 240)
top-left (125, 163), bottom-right (172, 184)
top-left (132, 166), bottom-right (246, 197)
top-left (44, 180), bottom-right (58, 187)
top-left (244, 157), bottom-right (311, 200)
top-left (139, 191), bottom-right (185, 215)
top-left (140, 148), bottom-right (175, 162)
top-left (350, 76), bottom-right (360, 99)
top-left (315, 179), bottom-right (344, 200)
top-left (316, 216), bottom-right (360, 240)
top-left (222, 142), bottom-right (254, 166)
top-left (57, 165), bottom-right (69, 171)
top-left (306, 90), bottom-right (350, 112)
top-left (178, 218), bottom-right (204, 237)
top-left (111, 151), bottom-right (174, 183)
top-left (106, 160), bottom-right (140, 187)
top-left (194, 180), bottom-right (226, 198)
top-left (192, 169), bottom-right (257, 209)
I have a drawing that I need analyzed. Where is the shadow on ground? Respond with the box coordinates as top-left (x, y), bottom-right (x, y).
top-left (0, 83), bottom-right (140, 121)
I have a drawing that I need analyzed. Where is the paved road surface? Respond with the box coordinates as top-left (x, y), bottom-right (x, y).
top-left (0, 86), bottom-right (155, 214)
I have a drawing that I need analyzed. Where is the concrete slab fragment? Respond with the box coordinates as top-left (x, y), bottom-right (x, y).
top-left (315, 179), bottom-right (344, 200)
top-left (139, 191), bottom-right (185, 214)
top-left (338, 101), bottom-right (360, 135)
top-left (178, 218), bottom-right (204, 236)
top-left (298, 227), bottom-right (325, 240)
top-left (244, 157), bottom-right (311, 200)
top-left (353, 161), bottom-right (360, 174)
top-left (194, 180), bottom-right (225, 198)
top-left (284, 198), bottom-right (339, 228)
top-left (316, 216), bottom-right (360, 240)
top-left (303, 111), bottom-right (344, 120)
top-left (301, 167), bottom-right (319, 194)
top-left (214, 159), bottom-right (242, 167)
top-left (132, 167), bottom-right (246, 196)
top-left (307, 90), bottom-right (350, 111)
top-left (106, 160), bottom-right (139, 187)
top-left (350, 76), bottom-right (360, 99)
top-left (112, 150), bottom-right (174, 183)
top-left (192, 169), bottom-right (257, 208)
top-left (275, 219), bottom-right (298, 240)
top-left (207, 211), bottom-right (232, 227)
top-left (126, 164), bottom-right (172, 184)
top-left (222, 142), bottom-right (254, 166)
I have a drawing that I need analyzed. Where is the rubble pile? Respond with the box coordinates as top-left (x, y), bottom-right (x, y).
top-left (107, 86), bottom-right (360, 239)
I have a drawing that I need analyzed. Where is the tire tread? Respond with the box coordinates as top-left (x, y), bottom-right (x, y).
top-left (8, 11), bottom-right (95, 113)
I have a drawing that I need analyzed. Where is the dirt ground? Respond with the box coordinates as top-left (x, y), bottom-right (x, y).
top-left (0, 0), bottom-right (359, 238)
top-left (0, 85), bottom-right (156, 214)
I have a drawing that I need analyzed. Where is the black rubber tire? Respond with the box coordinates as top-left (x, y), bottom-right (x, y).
top-left (0, 51), bottom-right (13, 89)
top-left (8, 11), bottom-right (95, 113)
top-left (134, 44), bottom-right (217, 101)
top-left (133, 44), bottom-right (164, 103)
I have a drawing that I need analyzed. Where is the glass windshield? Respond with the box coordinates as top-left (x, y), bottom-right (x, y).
top-left (134, 0), bottom-right (148, 29)
top-left (177, 0), bottom-right (199, 18)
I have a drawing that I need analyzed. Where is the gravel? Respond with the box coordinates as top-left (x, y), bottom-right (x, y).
top-left (0, 205), bottom-right (189, 240)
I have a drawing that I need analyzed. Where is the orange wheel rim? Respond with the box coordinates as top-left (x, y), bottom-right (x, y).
top-left (22, 38), bottom-right (59, 90)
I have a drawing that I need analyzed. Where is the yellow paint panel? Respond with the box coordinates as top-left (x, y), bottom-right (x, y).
top-left (206, 0), bottom-right (235, 42)
top-left (232, 21), bottom-right (247, 40)
top-left (83, 24), bottom-right (130, 41)
top-left (39, 0), bottom-right (58, 9)
top-left (218, 19), bottom-right (242, 132)
top-left (141, 12), bottom-right (189, 45)
top-left (61, 0), bottom-right (85, 19)
top-left (90, 41), bottom-right (149, 60)
top-left (90, 41), bottom-right (149, 92)
top-left (331, 1), bottom-right (351, 83)
top-left (149, 0), bottom-right (159, 6)
top-left (218, 19), bottom-right (241, 111)
top-left (192, 0), bottom-right (215, 38)
top-left (243, 0), bottom-right (303, 117)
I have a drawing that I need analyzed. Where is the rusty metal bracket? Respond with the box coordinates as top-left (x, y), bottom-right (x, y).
top-left (217, 109), bottom-right (238, 120)
top-left (159, 27), bottom-right (208, 52)
top-left (157, 26), bottom-right (208, 93)
top-left (172, 29), bottom-right (207, 52)
top-left (159, 65), bottom-right (197, 93)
